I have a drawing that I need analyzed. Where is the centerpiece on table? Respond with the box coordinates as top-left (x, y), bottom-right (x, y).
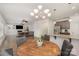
top-left (35, 32), bottom-right (43, 47)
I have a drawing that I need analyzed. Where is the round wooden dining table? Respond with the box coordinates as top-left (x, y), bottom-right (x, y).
top-left (16, 37), bottom-right (61, 56)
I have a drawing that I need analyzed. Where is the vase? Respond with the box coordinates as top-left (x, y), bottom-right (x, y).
top-left (35, 37), bottom-right (43, 47)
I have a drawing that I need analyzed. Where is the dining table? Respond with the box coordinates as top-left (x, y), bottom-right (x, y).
top-left (16, 37), bottom-right (61, 56)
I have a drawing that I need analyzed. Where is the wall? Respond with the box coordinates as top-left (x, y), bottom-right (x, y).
top-left (6, 24), bottom-right (17, 35)
top-left (0, 14), bottom-right (7, 46)
top-left (48, 20), bottom-right (54, 35)
top-left (33, 19), bottom-right (52, 37)
top-left (0, 21), bottom-right (4, 46)
top-left (70, 13), bottom-right (79, 55)
top-left (70, 13), bottom-right (79, 35)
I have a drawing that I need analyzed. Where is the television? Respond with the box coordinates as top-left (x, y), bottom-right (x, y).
top-left (16, 25), bottom-right (23, 29)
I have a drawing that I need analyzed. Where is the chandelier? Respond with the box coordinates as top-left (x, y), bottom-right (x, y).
top-left (30, 5), bottom-right (52, 19)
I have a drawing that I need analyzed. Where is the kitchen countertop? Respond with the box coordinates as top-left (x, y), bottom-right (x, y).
top-left (53, 34), bottom-right (79, 39)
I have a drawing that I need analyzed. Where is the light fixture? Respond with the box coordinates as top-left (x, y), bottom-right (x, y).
top-left (38, 5), bottom-right (43, 10)
top-left (48, 13), bottom-right (51, 17)
top-left (35, 16), bottom-right (39, 19)
top-left (44, 9), bottom-right (50, 14)
top-left (30, 5), bottom-right (52, 19)
top-left (72, 6), bottom-right (76, 9)
top-left (34, 9), bottom-right (39, 14)
top-left (69, 19), bottom-right (72, 22)
top-left (30, 12), bottom-right (34, 16)
top-left (42, 16), bottom-right (46, 19)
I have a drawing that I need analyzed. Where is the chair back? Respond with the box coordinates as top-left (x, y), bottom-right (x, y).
top-left (17, 36), bottom-right (26, 47)
top-left (5, 48), bottom-right (13, 56)
top-left (61, 40), bottom-right (73, 56)
top-left (42, 35), bottom-right (50, 41)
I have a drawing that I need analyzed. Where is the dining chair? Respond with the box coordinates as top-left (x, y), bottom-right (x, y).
top-left (16, 36), bottom-right (27, 47)
top-left (61, 40), bottom-right (73, 56)
top-left (5, 48), bottom-right (13, 56)
top-left (41, 34), bottom-right (50, 41)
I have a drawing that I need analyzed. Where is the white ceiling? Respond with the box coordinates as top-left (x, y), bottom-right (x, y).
top-left (0, 3), bottom-right (79, 24)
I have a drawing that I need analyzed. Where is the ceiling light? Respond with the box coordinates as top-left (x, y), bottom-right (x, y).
top-left (72, 6), bottom-right (76, 9)
top-left (48, 13), bottom-right (51, 17)
top-left (38, 5), bottom-right (43, 10)
top-left (34, 9), bottom-right (39, 13)
top-left (35, 16), bottom-right (39, 19)
top-left (69, 19), bottom-right (72, 22)
top-left (44, 9), bottom-right (50, 14)
top-left (30, 12), bottom-right (34, 16)
top-left (42, 16), bottom-right (46, 19)
top-left (30, 5), bottom-right (52, 19)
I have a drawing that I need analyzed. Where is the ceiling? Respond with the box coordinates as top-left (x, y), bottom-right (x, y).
top-left (0, 3), bottom-right (79, 24)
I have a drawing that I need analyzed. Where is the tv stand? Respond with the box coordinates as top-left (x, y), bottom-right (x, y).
top-left (18, 31), bottom-right (22, 32)
top-left (18, 31), bottom-right (34, 37)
